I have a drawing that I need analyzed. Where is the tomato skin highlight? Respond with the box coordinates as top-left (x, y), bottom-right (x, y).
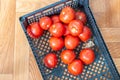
top-left (49, 22), bottom-right (66, 37)
top-left (43, 53), bottom-right (58, 69)
top-left (51, 15), bottom-right (60, 23)
top-left (79, 26), bottom-right (92, 42)
top-left (49, 37), bottom-right (64, 51)
top-left (39, 16), bottom-right (52, 30)
top-left (75, 11), bottom-right (87, 24)
top-left (68, 59), bottom-right (84, 76)
top-left (60, 50), bottom-right (76, 64)
top-left (79, 48), bottom-right (95, 65)
top-left (27, 26), bottom-right (37, 38)
top-left (27, 22), bottom-right (43, 38)
top-left (65, 35), bottom-right (80, 49)
top-left (68, 20), bottom-right (84, 36)
top-left (60, 6), bottom-right (75, 24)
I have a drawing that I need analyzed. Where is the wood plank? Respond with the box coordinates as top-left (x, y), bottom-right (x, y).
top-left (0, 74), bottom-right (12, 80)
top-left (109, 0), bottom-right (120, 28)
top-left (15, 12), bottom-right (43, 80)
top-left (112, 58), bottom-right (120, 73)
top-left (90, 0), bottom-right (107, 13)
top-left (90, 0), bottom-right (120, 28)
top-left (0, 0), bottom-right (1, 15)
top-left (93, 12), bottom-right (111, 28)
top-left (0, 0), bottom-right (120, 79)
top-left (106, 42), bottom-right (120, 73)
top-left (14, 13), bottom-right (29, 80)
top-left (16, 0), bottom-right (57, 13)
top-left (106, 42), bottom-right (120, 58)
top-left (100, 28), bottom-right (120, 42)
top-left (0, 0), bottom-right (15, 74)
top-left (29, 50), bottom-right (43, 80)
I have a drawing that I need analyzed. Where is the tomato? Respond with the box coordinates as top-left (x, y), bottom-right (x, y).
top-left (68, 59), bottom-right (84, 76)
top-left (51, 15), bottom-right (60, 23)
top-left (68, 20), bottom-right (84, 36)
top-left (27, 26), bottom-right (37, 38)
top-left (43, 53), bottom-right (58, 69)
top-left (60, 6), bottom-right (75, 24)
top-left (65, 35), bottom-right (80, 49)
top-left (79, 48), bottom-right (95, 65)
top-left (27, 22), bottom-right (43, 38)
top-left (79, 26), bottom-right (92, 42)
top-left (49, 22), bottom-right (66, 37)
top-left (63, 24), bottom-right (70, 36)
top-left (60, 50), bottom-right (76, 64)
top-left (49, 37), bottom-right (64, 51)
top-left (39, 16), bottom-right (52, 30)
top-left (75, 11), bottom-right (87, 24)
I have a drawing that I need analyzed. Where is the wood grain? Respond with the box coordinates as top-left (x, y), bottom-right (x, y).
top-left (90, 0), bottom-right (120, 28)
top-left (14, 13), bottom-right (43, 80)
top-left (0, 74), bottom-right (12, 80)
top-left (0, 0), bottom-right (15, 74)
top-left (100, 28), bottom-right (120, 42)
top-left (0, 0), bottom-right (120, 80)
top-left (106, 42), bottom-right (120, 58)
top-left (16, 0), bottom-right (57, 13)
top-left (29, 50), bottom-right (43, 80)
top-left (112, 58), bottom-right (120, 72)
top-left (14, 13), bottom-right (29, 80)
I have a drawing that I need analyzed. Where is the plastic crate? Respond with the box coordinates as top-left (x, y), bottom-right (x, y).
top-left (19, 0), bottom-right (120, 79)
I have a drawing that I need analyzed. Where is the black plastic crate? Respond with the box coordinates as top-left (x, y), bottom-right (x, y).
top-left (19, 0), bottom-right (120, 79)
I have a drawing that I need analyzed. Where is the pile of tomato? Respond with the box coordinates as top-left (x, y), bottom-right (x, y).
top-left (27, 6), bottom-right (95, 76)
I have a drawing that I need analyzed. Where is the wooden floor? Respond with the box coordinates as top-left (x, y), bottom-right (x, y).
top-left (0, 0), bottom-right (120, 80)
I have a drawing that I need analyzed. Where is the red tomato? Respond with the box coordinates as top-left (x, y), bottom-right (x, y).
top-left (79, 26), bottom-right (92, 42)
top-left (60, 50), bottom-right (76, 64)
top-left (49, 22), bottom-right (66, 37)
top-left (51, 15), bottom-right (60, 23)
top-left (65, 35), bottom-right (80, 49)
top-left (27, 26), bottom-right (37, 38)
top-left (68, 59), bottom-right (84, 76)
top-left (49, 37), bottom-right (64, 51)
top-left (27, 22), bottom-right (43, 38)
top-left (79, 48), bottom-right (95, 65)
top-left (63, 24), bottom-right (70, 36)
top-left (60, 6), bottom-right (75, 24)
top-left (43, 53), bottom-right (58, 69)
top-left (75, 11), bottom-right (87, 24)
top-left (39, 16), bottom-right (52, 30)
top-left (68, 20), bottom-right (84, 36)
